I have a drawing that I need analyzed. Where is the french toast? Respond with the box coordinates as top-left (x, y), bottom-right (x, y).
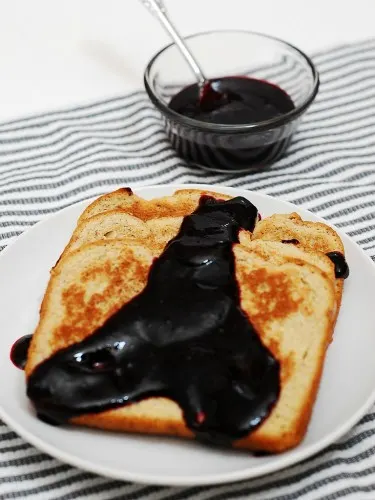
top-left (17, 188), bottom-right (347, 453)
top-left (252, 212), bottom-right (347, 322)
top-left (63, 211), bottom-right (152, 257)
top-left (26, 240), bottom-right (156, 374)
top-left (78, 188), bottom-right (233, 223)
top-left (66, 212), bottom-right (254, 255)
top-left (63, 189), bottom-right (251, 257)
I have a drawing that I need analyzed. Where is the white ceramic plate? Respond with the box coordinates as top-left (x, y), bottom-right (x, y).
top-left (1, 183), bottom-right (375, 487)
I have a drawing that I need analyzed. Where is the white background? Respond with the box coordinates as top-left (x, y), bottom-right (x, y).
top-left (0, 0), bottom-right (374, 122)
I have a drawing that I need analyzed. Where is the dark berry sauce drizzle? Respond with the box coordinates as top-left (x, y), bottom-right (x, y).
top-left (10, 335), bottom-right (32, 370)
top-left (326, 251), bottom-right (350, 279)
top-left (14, 196), bottom-right (280, 446)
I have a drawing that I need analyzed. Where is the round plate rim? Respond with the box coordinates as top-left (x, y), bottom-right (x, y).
top-left (1, 182), bottom-right (375, 487)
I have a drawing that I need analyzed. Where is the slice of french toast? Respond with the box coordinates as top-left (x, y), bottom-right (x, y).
top-left (252, 212), bottom-right (346, 324)
top-left (26, 239), bottom-right (156, 375)
top-left (25, 238), bottom-right (335, 453)
top-left (78, 188), bottom-right (233, 223)
top-left (66, 189), bottom-right (250, 257)
top-left (63, 210), bottom-right (152, 257)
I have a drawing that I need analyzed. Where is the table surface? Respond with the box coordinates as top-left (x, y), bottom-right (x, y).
top-left (1, 0), bottom-right (374, 123)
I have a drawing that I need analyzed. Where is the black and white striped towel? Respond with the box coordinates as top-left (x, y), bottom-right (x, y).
top-left (1, 39), bottom-right (375, 500)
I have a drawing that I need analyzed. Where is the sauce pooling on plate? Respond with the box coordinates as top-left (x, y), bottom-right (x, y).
top-left (21, 196), bottom-right (280, 446)
top-left (10, 334), bottom-right (32, 370)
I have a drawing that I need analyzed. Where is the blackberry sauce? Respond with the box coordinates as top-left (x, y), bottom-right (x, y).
top-left (20, 196), bottom-right (280, 446)
top-left (326, 251), bottom-right (350, 279)
top-left (10, 334), bottom-right (32, 370)
top-left (167, 77), bottom-right (295, 171)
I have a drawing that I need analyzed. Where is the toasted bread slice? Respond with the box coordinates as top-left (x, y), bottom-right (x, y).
top-left (63, 210), bottom-right (152, 256)
top-left (246, 240), bottom-right (335, 287)
top-left (25, 239), bottom-right (155, 376)
top-left (234, 245), bottom-right (335, 451)
top-left (78, 188), bottom-right (233, 223)
top-left (65, 189), bottom-right (245, 257)
top-left (252, 212), bottom-right (345, 320)
top-left (145, 216), bottom-right (184, 251)
top-left (145, 216), bottom-right (254, 252)
top-left (26, 236), bottom-right (335, 452)
top-left (70, 211), bottom-right (254, 256)
top-left (78, 188), bottom-right (148, 223)
top-left (252, 213), bottom-right (344, 254)
top-left (148, 189), bottom-right (233, 218)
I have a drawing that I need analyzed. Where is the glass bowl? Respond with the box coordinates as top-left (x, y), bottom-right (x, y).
top-left (144, 30), bottom-right (319, 173)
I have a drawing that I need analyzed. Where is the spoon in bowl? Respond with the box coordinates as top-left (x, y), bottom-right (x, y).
top-left (139, 0), bottom-right (226, 110)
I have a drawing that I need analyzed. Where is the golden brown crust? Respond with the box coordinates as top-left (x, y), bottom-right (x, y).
top-left (78, 188), bottom-right (233, 224)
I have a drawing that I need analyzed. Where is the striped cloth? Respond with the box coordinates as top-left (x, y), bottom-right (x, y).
top-left (1, 39), bottom-right (375, 500)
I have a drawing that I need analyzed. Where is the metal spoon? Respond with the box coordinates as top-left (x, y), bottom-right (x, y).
top-left (139, 0), bottom-right (223, 106)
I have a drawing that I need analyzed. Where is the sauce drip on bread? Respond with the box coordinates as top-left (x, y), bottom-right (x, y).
top-left (326, 252), bottom-right (350, 279)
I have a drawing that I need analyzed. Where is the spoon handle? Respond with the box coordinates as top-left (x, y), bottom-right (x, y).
top-left (139, 0), bottom-right (206, 86)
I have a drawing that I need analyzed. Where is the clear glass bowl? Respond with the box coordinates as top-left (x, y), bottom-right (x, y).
top-left (144, 30), bottom-right (319, 173)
